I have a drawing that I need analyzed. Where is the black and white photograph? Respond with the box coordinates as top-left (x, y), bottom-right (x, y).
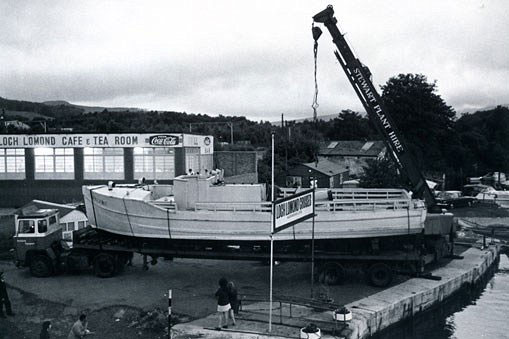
top-left (1, 1), bottom-right (509, 338)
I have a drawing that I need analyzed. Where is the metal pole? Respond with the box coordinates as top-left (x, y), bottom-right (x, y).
top-left (269, 132), bottom-right (274, 332)
top-left (168, 289), bottom-right (172, 339)
top-left (230, 122), bottom-right (234, 145)
top-left (269, 234), bottom-right (274, 332)
top-left (311, 187), bottom-right (315, 298)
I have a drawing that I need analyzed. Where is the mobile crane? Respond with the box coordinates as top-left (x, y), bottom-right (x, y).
top-left (312, 5), bottom-right (437, 210)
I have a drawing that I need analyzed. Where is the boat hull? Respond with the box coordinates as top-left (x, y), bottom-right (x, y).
top-left (83, 186), bottom-right (426, 241)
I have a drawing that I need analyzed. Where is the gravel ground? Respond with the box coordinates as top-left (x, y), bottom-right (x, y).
top-left (0, 254), bottom-right (390, 338)
top-left (0, 203), bottom-right (505, 338)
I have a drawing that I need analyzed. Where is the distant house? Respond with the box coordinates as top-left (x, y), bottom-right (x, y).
top-left (16, 200), bottom-right (88, 241)
top-left (318, 140), bottom-right (386, 177)
top-left (4, 120), bottom-right (30, 130)
top-left (286, 159), bottom-right (349, 188)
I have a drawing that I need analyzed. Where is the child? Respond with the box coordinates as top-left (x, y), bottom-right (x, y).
top-left (214, 277), bottom-right (230, 329)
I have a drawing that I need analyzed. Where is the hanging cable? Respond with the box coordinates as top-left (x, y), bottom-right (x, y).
top-left (311, 23), bottom-right (323, 165)
top-left (311, 23), bottom-right (322, 122)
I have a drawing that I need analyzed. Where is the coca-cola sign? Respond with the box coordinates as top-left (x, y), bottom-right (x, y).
top-left (149, 135), bottom-right (179, 146)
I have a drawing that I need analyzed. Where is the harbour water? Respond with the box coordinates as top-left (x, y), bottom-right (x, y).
top-left (373, 253), bottom-right (509, 339)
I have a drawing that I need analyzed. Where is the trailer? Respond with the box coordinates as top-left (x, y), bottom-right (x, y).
top-left (13, 208), bottom-right (452, 287)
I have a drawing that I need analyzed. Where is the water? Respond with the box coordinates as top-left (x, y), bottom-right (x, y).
top-left (373, 254), bottom-right (509, 339)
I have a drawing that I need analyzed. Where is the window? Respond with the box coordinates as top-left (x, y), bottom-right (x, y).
top-left (84, 147), bottom-right (124, 180)
top-left (134, 147), bottom-right (175, 180)
top-left (184, 148), bottom-right (211, 175)
top-left (34, 148), bottom-right (74, 179)
top-left (19, 220), bottom-right (35, 234)
top-left (0, 148), bottom-right (25, 180)
top-left (287, 176), bottom-right (302, 188)
top-left (78, 221), bottom-right (86, 229)
top-left (67, 222), bottom-right (75, 232)
top-left (38, 219), bottom-right (48, 233)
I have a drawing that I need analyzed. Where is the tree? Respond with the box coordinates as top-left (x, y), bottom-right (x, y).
top-left (381, 74), bottom-right (456, 172)
top-left (325, 110), bottom-right (376, 141)
top-left (359, 158), bottom-right (407, 189)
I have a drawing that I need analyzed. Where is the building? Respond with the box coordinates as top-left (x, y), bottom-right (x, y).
top-left (318, 140), bottom-right (386, 177)
top-left (0, 133), bottom-right (213, 207)
top-left (286, 159), bottom-right (349, 188)
top-left (4, 120), bottom-right (31, 130)
top-left (16, 200), bottom-right (88, 241)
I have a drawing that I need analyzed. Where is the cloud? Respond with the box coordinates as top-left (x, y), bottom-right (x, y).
top-left (1, 0), bottom-right (508, 121)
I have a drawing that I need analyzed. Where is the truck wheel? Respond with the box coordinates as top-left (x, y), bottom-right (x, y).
top-left (367, 263), bottom-right (393, 287)
top-left (319, 263), bottom-right (345, 285)
top-left (93, 253), bottom-right (116, 278)
top-left (30, 255), bottom-right (54, 277)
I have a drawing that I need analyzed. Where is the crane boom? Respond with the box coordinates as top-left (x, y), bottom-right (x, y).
top-left (312, 5), bottom-right (436, 208)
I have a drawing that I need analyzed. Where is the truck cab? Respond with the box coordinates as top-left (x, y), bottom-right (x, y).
top-left (14, 209), bottom-right (63, 276)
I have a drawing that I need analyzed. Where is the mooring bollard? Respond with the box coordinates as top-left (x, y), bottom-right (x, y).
top-left (168, 289), bottom-right (172, 339)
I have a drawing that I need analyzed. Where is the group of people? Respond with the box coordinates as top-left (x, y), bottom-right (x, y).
top-left (39, 313), bottom-right (92, 339)
top-left (214, 277), bottom-right (239, 330)
top-left (3, 270), bottom-right (243, 336)
top-left (2, 271), bottom-right (92, 339)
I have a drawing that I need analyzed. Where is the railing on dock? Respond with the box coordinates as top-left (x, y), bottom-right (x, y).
top-left (238, 294), bottom-right (346, 334)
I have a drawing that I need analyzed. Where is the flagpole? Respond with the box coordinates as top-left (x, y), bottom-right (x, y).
top-left (311, 186), bottom-right (315, 298)
top-left (269, 132), bottom-right (275, 332)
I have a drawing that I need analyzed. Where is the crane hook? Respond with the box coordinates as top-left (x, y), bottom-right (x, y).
top-left (312, 26), bottom-right (322, 42)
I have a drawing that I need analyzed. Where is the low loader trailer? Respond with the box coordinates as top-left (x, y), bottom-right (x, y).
top-left (13, 208), bottom-right (454, 288)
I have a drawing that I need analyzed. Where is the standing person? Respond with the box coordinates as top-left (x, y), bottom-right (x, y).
top-left (40, 320), bottom-right (52, 339)
top-left (0, 271), bottom-right (14, 318)
top-left (214, 277), bottom-right (230, 330)
top-left (68, 314), bottom-right (90, 339)
top-left (227, 281), bottom-right (238, 326)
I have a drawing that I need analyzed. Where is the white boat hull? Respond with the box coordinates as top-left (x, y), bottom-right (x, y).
top-left (83, 185), bottom-right (426, 241)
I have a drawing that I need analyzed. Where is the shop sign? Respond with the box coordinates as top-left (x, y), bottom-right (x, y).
top-left (149, 135), bottom-right (179, 146)
top-left (0, 134), bottom-right (183, 148)
top-left (273, 189), bottom-right (315, 234)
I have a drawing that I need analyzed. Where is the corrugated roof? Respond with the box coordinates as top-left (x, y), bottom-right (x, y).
top-left (319, 140), bottom-right (386, 157)
top-left (302, 159), bottom-right (348, 176)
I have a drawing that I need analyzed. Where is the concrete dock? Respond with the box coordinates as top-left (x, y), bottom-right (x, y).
top-left (171, 244), bottom-right (500, 338)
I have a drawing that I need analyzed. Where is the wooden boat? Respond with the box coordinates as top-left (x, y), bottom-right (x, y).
top-left (82, 174), bottom-right (427, 241)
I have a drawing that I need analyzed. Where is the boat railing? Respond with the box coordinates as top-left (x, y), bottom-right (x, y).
top-left (193, 198), bottom-right (414, 213)
top-left (149, 201), bottom-right (177, 212)
top-left (279, 187), bottom-right (409, 200)
top-left (194, 202), bottom-right (272, 212)
top-left (330, 188), bottom-right (408, 200)
top-left (316, 198), bottom-right (413, 211)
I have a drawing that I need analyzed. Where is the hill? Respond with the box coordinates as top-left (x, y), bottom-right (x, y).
top-left (43, 100), bottom-right (144, 113)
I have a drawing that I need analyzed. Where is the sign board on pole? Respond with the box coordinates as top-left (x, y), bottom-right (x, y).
top-left (273, 189), bottom-right (315, 234)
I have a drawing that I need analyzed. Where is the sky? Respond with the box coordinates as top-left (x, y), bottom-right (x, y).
top-left (1, 0), bottom-right (508, 121)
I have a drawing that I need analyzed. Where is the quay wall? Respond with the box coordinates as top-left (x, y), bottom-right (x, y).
top-left (341, 245), bottom-right (499, 339)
